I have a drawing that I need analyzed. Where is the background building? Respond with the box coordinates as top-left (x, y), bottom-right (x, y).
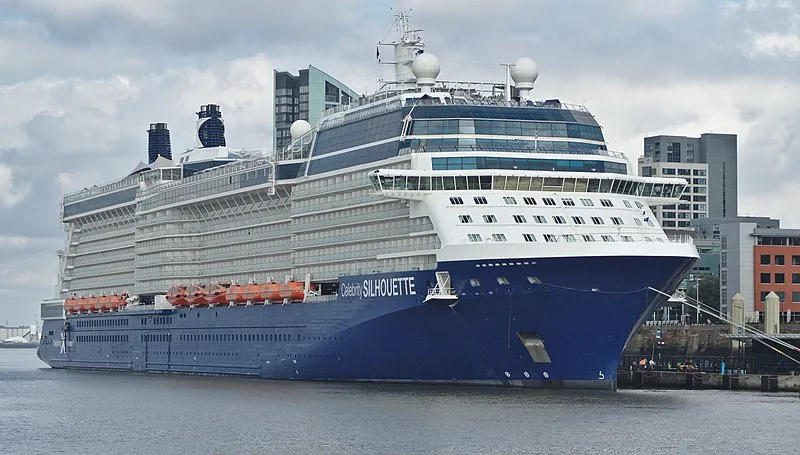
top-left (714, 217), bottom-right (800, 321)
top-left (273, 65), bottom-right (359, 152)
top-left (638, 133), bottom-right (737, 235)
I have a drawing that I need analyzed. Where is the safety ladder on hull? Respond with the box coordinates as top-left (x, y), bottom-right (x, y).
top-left (424, 271), bottom-right (458, 306)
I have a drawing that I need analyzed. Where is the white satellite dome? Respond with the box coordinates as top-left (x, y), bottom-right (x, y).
top-left (412, 52), bottom-right (440, 91)
top-left (290, 120), bottom-right (312, 140)
top-left (510, 57), bottom-right (538, 89)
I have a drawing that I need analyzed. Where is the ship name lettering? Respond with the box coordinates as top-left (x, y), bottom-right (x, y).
top-left (362, 277), bottom-right (416, 298)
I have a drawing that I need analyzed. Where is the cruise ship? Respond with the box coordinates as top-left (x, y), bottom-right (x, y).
top-left (38, 13), bottom-right (698, 389)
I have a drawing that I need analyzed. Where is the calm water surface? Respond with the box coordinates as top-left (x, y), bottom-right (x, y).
top-left (1, 349), bottom-right (797, 454)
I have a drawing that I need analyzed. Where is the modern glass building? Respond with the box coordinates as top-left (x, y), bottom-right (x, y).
top-left (638, 133), bottom-right (738, 234)
top-left (273, 65), bottom-right (360, 152)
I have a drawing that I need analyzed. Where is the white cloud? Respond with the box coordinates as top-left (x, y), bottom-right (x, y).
top-left (0, 165), bottom-right (31, 208)
top-left (746, 31), bottom-right (800, 56)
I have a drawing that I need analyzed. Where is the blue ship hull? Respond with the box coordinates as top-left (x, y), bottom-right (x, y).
top-left (38, 255), bottom-right (694, 389)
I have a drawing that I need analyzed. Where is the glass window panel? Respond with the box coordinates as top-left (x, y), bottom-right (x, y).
top-left (493, 176), bottom-right (506, 189)
top-left (490, 121), bottom-right (506, 135)
top-left (623, 180), bottom-right (634, 195)
top-left (419, 176), bottom-right (431, 190)
top-left (480, 176), bottom-right (493, 190)
top-left (599, 179), bottom-right (613, 193)
top-left (587, 179), bottom-right (601, 192)
top-left (652, 183), bottom-right (663, 197)
top-left (505, 176), bottom-right (519, 191)
top-left (475, 120), bottom-right (491, 134)
top-left (467, 176), bottom-right (480, 190)
top-left (543, 177), bottom-right (564, 191)
top-left (611, 179), bottom-right (623, 194)
top-left (550, 124), bottom-right (567, 137)
top-left (521, 123), bottom-right (536, 136)
top-left (575, 178), bottom-right (588, 192)
top-left (517, 176), bottom-right (532, 191)
top-left (505, 122), bottom-right (522, 136)
top-left (562, 178), bottom-right (576, 192)
top-left (443, 176), bottom-right (456, 190)
top-left (433, 176), bottom-right (444, 190)
top-left (455, 176), bottom-right (468, 190)
top-left (458, 119), bottom-right (475, 134)
top-left (407, 176), bottom-right (419, 191)
top-left (642, 182), bottom-right (653, 197)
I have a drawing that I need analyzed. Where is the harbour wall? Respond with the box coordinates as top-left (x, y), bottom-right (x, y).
top-left (616, 370), bottom-right (800, 393)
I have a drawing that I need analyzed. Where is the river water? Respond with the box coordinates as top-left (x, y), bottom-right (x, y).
top-left (1, 349), bottom-right (797, 454)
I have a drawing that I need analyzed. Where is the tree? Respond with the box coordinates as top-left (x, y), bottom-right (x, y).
top-left (686, 275), bottom-right (721, 323)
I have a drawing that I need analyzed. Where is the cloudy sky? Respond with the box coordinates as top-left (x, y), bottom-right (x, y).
top-left (0, 0), bottom-right (798, 324)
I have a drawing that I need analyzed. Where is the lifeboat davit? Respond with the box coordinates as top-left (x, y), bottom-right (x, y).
top-left (186, 284), bottom-right (209, 306)
top-left (205, 283), bottom-right (229, 305)
top-left (166, 285), bottom-right (189, 307)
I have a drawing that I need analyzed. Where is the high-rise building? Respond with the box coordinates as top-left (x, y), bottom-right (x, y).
top-left (638, 133), bottom-right (737, 234)
top-left (273, 66), bottom-right (360, 152)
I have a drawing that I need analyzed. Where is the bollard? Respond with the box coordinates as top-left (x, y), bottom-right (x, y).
top-left (633, 371), bottom-right (644, 389)
top-left (761, 375), bottom-right (770, 392)
top-left (722, 374), bottom-right (731, 390)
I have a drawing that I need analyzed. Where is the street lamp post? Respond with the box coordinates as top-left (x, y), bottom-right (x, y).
top-left (692, 276), bottom-right (705, 324)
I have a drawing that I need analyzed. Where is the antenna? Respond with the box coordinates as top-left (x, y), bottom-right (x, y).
top-left (500, 63), bottom-right (514, 102)
top-left (376, 10), bottom-right (425, 91)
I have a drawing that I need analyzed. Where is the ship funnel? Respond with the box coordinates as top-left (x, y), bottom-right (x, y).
top-left (412, 53), bottom-right (440, 94)
top-left (510, 57), bottom-right (538, 100)
top-left (147, 122), bottom-right (172, 163)
top-left (196, 104), bottom-right (226, 148)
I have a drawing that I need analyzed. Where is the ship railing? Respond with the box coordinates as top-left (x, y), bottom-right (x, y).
top-left (63, 174), bottom-right (140, 204)
top-left (322, 81), bottom-right (590, 118)
top-left (305, 294), bottom-right (338, 303)
top-left (399, 145), bottom-right (626, 159)
top-left (427, 286), bottom-right (455, 296)
top-left (138, 157), bottom-right (275, 198)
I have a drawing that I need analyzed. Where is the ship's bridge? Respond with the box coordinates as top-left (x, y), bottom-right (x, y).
top-left (369, 169), bottom-right (686, 206)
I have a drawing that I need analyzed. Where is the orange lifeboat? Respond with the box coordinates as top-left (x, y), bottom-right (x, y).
top-left (225, 284), bottom-right (247, 304)
top-left (206, 283), bottom-right (229, 305)
top-left (278, 281), bottom-right (306, 302)
top-left (97, 295), bottom-right (111, 311)
top-left (240, 283), bottom-right (265, 303)
top-left (186, 284), bottom-right (209, 306)
top-left (64, 297), bottom-right (83, 313)
top-left (85, 296), bottom-right (100, 312)
top-left (105, 293), bottom-right (128, 311)
top-left (167, 285), bottom-right (189, 307)
top-left (263, 282), bottom-right (282, 302)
